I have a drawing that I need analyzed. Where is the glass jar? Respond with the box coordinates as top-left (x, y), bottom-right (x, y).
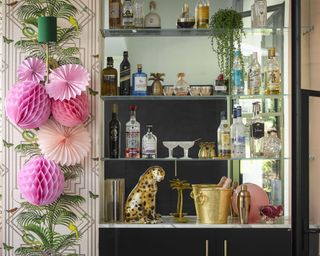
top-left (263, 128), bottom-right (281, 158)
top-left (174, 73), bottom-right (190, 96)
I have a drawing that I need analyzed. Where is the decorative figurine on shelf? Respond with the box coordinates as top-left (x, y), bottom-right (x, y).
top-left (149, 72), bottom-right (165, 96)
top-left (169, 178), bottom-right (192, 223)
top-left (125, 166), bottom-right (165, 224)
top-left (260, 205), bottom-right (283, 224)
top-left (198, 142), bottom-right (216, 159)
top-left (144, 1), bottom-right (161, 28)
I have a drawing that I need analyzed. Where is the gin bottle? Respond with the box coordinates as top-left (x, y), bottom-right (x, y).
top-left (250, 102), bottom-right (265, 157)
top-left (125, 105), bottom-right (140, 158)
top-left (142, 125), bottom-right (157, 158)
top-left (122, 0), bottom-right (134, 28)
top-left (233, 106), bottom-right (246, 158)
top-left (132, 64), bottom-right (147, 96)
top-left (248, 52), bottom-right (261, 95)
top-left (232, 50), bottom-right (244, 95)
top-left (217, 111), bottom-right (231, 158)
top-left (265, 48), bottom-right (281, 95)
top-left (120, 51), bottom-right (131, 95)
top-left (109, 104), bottom-right (121, 158)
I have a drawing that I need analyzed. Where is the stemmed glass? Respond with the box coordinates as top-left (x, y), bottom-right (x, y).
top-left (163, 141), bottom-right (179, 158)
top-left (178, 141), bottom-right (195, 159)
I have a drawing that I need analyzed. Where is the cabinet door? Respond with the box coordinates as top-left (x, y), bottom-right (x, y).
top-left (215, 229), bottom-right (291, 256)
top-left (99, 228), bottom-right (212, 256)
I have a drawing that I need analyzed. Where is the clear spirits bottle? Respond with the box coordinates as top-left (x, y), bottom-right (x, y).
top-left (251, 0), bottom-right (267, 28)
top-left (250, 102), bottom-right (265, 157)
top-left (144, 1), bottom-right (161, 28)
top-left (109, 0), bottom-right (121, 29)
top-left (232, 50), bottom-right (244, 95)
top-left (174, 73), bottom-right (190, 96)
top-left (120, 51), bottom-right (131, 95)
top-left (125, 105), bottom-right (140, 158)
top-left (196, 0), bottom-right (209, 29)
top-left (101, 57), bottom-right (118, 96)
top-left (133, 0), bottom-right (144, 28)
top-left (265, 48), bottom-right (281, 95)
top-left (132, 64), bottom-right (147, 96)
top-left (109, 104), bottom-right (121, 158)
top-left (248, 52), bottom-right (261, 95)
top-left (233, 106), bottom-right (246, 158)
top-left (122, 0), bottom-right (134, 28)
top-left (217, 111), bottom-right (231, 158)
top-left (142, 125), bottom-right (157, 158)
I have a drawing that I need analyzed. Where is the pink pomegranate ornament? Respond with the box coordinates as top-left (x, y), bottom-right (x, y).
top-left (5, 81), bottom-right (51, 129)
top-left (51, 93), bottom-right (89, 127)
top-left (18, 156), bottom-right (65, 206)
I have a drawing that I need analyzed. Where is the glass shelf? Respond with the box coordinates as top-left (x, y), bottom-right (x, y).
top-left (101, 27), bottom-right (288, 38)
top-left (101, 157), bottom-right (289, 161)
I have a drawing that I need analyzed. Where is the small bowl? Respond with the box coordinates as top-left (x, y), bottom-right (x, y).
top-left (201, 86), bottom-right (213, 96)
top-left (163, 86), bottom-right (175, 96)
top-left (190, 86), bottom-right (202, 96)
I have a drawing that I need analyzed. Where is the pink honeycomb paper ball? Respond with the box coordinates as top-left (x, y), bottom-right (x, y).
top-left (51, 93), bottom-right (89, 127)
top-left (5, 81), bottom-right (51, 129)
top-left (18, 156), bottom-right (65, 206)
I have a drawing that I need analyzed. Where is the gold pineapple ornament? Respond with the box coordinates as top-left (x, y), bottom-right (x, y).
top-left (149, 73), bottom-right (165, 95)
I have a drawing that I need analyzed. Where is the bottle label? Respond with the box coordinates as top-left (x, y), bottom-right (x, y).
top-left (267, 70), bottom-right (281, 92)
top-left (126, 131), bottom-right (140, 148)
top-left (233, 69), bottom-right (243, 87)
top-left (120, 67), bottom-right (131, 95)
top-left (248, 71), bottom-right (261, 88)
top-left (110, 3), bottom-right (120, 19)
top-left (104, 74), bottom-right (117, 84)
top-left (110, 126), bottom-right (119, 142)
top-left (221, 132), bottom-right (231, 149)
top-left (252, 122), bottom-right (264, 139)
top-left (143, 141), bottom-right (157, 155)
top-left (134, 76), bottom-right (147, 91)
top-left (215, 85), bottom-right (227, 91)
top-left (122, 10), bottom-right (134, 25)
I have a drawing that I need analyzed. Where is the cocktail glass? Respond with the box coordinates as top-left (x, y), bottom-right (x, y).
top-left (163, 141), bottom-right (179, 159)
top-left (178, 141), bottom-right (195, 159)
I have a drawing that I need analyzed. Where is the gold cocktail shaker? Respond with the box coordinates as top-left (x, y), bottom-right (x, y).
top-left (237, 184), bottom-right (251, 224)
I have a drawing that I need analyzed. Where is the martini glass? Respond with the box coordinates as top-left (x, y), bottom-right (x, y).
top-left (163, 141), bottom-right (179, 158)
top-left (178, 141), bottom-right (195, 159)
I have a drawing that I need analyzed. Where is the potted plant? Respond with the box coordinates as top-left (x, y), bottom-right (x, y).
top-left (209, 9), bottom-right (244, 80)
top-left (149, 72), bottom-right (165, 96)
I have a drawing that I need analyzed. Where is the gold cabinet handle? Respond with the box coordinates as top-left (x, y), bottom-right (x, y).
top-left (224, 240), bottom-right (228, 256)
top-left (205, 240), bottom-right (209, 256)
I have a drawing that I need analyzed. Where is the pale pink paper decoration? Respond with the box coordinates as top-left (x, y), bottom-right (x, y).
top-left (5, 81), bottom-right (51, 129)
top-left (51, 93), bottom-right (89, 127)
top-left (37, 119), bottom-right (91, 166)
top-left (46, 64), bottom-right (90, 101)
top-left (18, 156), bottom-right (65, 206)
top-left (17, 57), bottom-right (46, 83)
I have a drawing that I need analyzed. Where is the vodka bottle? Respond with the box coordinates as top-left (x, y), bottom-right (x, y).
top-left (248, 52), bottom-right (261, 95)
top-left (250, 102), bottom-right (265, 157)
top-left (125, 105), bottom-right (140, 158)
top-left (233, 106), bottom-right (246, 158)
top-left (142, 125), bottom-right (157, 158)
top-left (232, 50), bottom-right (244, 95)
top-left (217, 111), bottom-right (231, 158)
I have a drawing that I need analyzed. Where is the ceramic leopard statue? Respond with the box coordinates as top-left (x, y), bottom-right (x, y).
top-left (125, 166), bottom-right (165, 224)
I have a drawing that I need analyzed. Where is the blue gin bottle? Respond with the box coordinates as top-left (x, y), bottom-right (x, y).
top-left (132, 64), bottom-right (147, 96)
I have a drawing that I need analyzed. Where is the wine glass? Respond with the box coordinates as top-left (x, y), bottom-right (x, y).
top-left (163, 141), bottom-right (179, 158)
top-left (178, 141), bottom-right (195, 159)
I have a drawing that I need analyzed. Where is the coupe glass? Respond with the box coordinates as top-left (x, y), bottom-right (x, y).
top-left (178, 141), bottom-right (195, 159)
top-left (163, 141), bottom-right (179, 158)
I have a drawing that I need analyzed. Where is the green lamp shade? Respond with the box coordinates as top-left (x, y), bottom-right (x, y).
top-left (38, 16), bottom-right (57, 43)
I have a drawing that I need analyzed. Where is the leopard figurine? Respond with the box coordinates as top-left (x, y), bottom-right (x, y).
top-left (125, 166), bottom-right (165, 224)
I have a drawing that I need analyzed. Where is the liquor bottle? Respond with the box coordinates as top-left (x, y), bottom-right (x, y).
top-left (109, 0), bottom-right (121, 29)
top-left (250, 102), bottom-right (265, 157)
top-left (125, 105), bottom-right (140, 158)
top-left (248, 52), bottom-right (261, 95)
top-left (195, 0), bottom-right (209, 28)
top-left (120, 51), bottom-right (131, 95)
top-left (101, 57), bottom-right (118, 96)
top-left (217, 111), bottom-right (231, 158)
top-left (251, 0), bottom-right (267, 28)
top-left (230, 107), bottom-right (238, 157)
top-left (233, 106), bottom-right (246, 158)
top-left (232, 50), bottom-right (244, 95)
top-left (144, 1), bottom-right (161, 28)
top-left (265, 48), bottom-right (281, 95)
top-left (142, 125), bottom-right (157, 158)
top-left (174, 73), bottom-right (190, 96)
top-left (132, 64), bottom-right (147, 96)
top-left (122, 0), bottom-right (134, 28)
top-left (109, 104), bottom-right (121, 158)
top-left (133, 0), bottom-right (144, 28)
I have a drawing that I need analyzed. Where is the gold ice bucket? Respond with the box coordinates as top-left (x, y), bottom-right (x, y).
top-left (191, 184), bottom-right (232, 224)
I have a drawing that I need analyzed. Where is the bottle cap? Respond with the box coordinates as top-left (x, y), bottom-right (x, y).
top-left (137, 64), bottom-right (142, 69)
top-left (123, 51), bottom-right (128, 56)
top-left (177, 72), bottom-right (185, 78)
top-left (107, 57), bottom-right (113, 63)
top-left (252, 101), bottom-right (261, 113)
top-left (112, 104), bottom-right (118, 113)
top-left (149, 0), bottom-right (156, 9)
top-left (236, 105), bottom-right (242, 117)
top-left (233, 108), bottom-right (238, 119)
top-left (129, 105), bottom-right (137, 111)
top-left (268, 48), bottom-right (276, 58)
top-left (146, 124), bottom-right (153, 130)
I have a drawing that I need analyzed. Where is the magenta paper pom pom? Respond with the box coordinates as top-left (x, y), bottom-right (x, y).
top-left (18, 156), bottom-right (65, 206)
top-left (5, 81), bottom-right (51, 129)
top-left (51, 93), bottom-right (89, 127)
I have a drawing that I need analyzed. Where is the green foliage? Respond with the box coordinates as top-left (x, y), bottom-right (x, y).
top-left (209, 9), bottom-right (244, 79)
top-left (15, 0), bottom-right (81, 65)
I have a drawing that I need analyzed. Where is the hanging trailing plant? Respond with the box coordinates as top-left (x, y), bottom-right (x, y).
top-left (209, 9), bottom-right (244, 79)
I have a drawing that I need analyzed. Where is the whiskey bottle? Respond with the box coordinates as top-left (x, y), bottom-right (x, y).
top-left (132, 64), bottom-right (147, 96)
top-left (217, 111), bottom-right (231, 158)
top-left (250, 102), bottom-right (265, 157)
top-left (142, 125), bottom-right (157, 158)
top-left (265, 48), bottom-right (281, 95)
top-left (120, 51), bottom-right (131, 95)
top-left (109, 104), bottom-right (121, 158)
top-left (122, 0), bottom-right (134, 28)
top-left (232, 50), bottom-right (244, 95)
top-left (196, 0), bottom-right (209, 29)
top-left (109, 0), bottom-right (121, 29)
top-left (101, 57), bottom-right (118, 96)
top-left (125, 105), bottom-right (140, 158)
top-left (248, 52), bottom-right (261, 95)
